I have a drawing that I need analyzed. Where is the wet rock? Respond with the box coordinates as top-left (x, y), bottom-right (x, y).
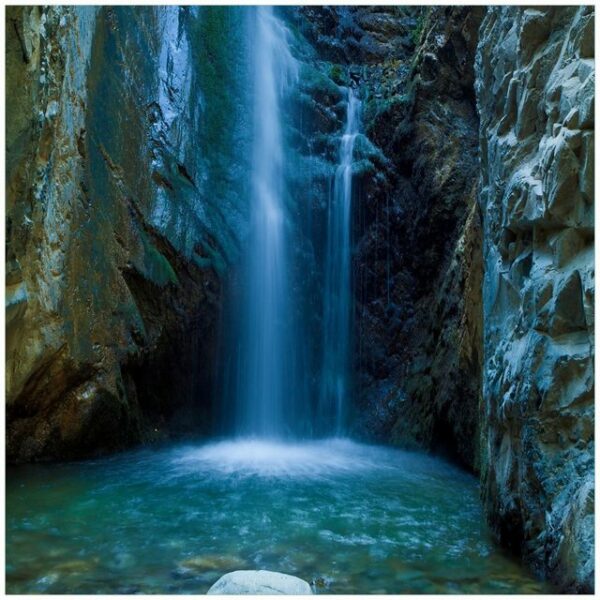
top-left (290, 7), bottom-right (419, 65)
top-left (54, 559), bottom-right (98, 574)
top-left (35, 573), bottom-right (60, 591)
top-left (207, 570), bottom-right (313, 595)
top-left (353, 7), bottom-right (485, 472)
top-left (5, 7), bottom-right (248, 461)
top-left (178, 555), bottom-right (248, 573)
top-left (310, 575), bottom-right (332, 591)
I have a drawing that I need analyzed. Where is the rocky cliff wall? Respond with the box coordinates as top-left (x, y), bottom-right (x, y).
top-left (476, 6), bottom-right (594, 592)
top-left (6, 6), bottom-right (251, 461)
top-left (7, 5), bottom-right (395, 460)
top-left (311, 7), bottom-right (595, 589)
top-left (348, 7), bottom-right (485, 472)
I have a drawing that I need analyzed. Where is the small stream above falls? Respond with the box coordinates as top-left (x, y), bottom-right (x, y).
top-left (6, 440), bottom-right (551, 594)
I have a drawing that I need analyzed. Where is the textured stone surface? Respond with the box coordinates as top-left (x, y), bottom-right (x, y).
top-left (6, 7), bottom-right (250, 461)
top-left (351, 7), bottom-right (485, 471)
top-left (476, 6), bottom-right (594, 592)
top-left (290, 6), bottom-right (419, 65)
top-left (207, 570), bottom-right (313, 595)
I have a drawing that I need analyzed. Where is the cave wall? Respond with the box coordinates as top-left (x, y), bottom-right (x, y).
top-left (476, 6), bottom-right (594, 592)
top-left (6, 6), bottom-right (251, 462)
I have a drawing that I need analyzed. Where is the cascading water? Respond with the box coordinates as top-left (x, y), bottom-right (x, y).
top-left (233, 7), bottom-right (300, 438)
top-left (319, 88), bottom-right (361, 434)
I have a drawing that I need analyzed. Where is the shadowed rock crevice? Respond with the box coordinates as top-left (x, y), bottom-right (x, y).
top-left (345, 7), bottom-right (485, 473)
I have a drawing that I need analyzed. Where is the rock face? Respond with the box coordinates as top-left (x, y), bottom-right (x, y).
top-left (6, 6), bottom-right (250, 461)
top-left (349, 7), bottom-right (485, 471)
top-left (287, 7), bottom-right (486, 469)
top-left (207, 570), bottom-right (313, 595)
top-left (476, 6), bottom-right (594, 592)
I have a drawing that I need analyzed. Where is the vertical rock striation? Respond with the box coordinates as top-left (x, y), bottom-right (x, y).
top-left (6, 6), bottom-right (106, 460)
top-left (476, 6), bottom-right (594, 592)
top-left (6, 7), bottom-right (250, 461)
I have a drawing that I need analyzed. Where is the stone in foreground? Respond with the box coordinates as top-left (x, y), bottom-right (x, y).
top-left (207, 570), bottom-right (313, 595)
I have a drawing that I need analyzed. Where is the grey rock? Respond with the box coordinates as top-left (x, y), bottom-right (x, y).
top-left (353, 6), bottom-right (486, 473)
top-left (476, 5), bottom-right (594, 593)
top-left (207, 570), bottom-right (313, 595)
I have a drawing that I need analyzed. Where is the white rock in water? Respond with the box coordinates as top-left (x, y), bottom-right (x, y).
top-left (207, 570), bottom-right (313, 595)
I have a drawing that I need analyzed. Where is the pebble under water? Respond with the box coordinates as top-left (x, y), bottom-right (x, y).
top-left (6, 439), bottom-right (552, 594)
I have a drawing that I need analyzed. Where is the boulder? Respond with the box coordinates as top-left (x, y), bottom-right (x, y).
top-left (207, 570), bottom-right (313, 595)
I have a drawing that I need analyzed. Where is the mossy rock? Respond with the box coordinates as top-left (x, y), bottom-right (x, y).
top-left (139, 229), bottom-right (178, 286)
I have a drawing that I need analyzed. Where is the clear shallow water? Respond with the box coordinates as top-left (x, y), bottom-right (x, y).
top-left (6, 439), bottom-right (551, 594)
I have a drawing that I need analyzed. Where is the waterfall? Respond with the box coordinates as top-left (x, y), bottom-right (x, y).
top-left (233, 7), bottom-right (300, 438)
top-left (319, 88), bottom-right (361, 435)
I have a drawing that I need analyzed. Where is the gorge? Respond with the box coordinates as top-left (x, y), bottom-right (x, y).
top-left (5, 5), bottom-right (595, 595)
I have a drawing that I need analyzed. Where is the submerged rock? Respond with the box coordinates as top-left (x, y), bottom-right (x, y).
top-left (178, 555), bottom-right (248, 573)
top-left (207, 570), bottom-right (313, 595)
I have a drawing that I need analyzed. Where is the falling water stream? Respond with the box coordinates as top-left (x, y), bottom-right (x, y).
top-left (233, 6), bottom-right (302, 437)
top-left (5, 8), bottom-right (552, 595)
top-left (320, 88), bottom-right (361, 434)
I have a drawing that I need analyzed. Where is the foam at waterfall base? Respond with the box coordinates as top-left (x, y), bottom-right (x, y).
top-left (171, 438), bottom-right (411, 479)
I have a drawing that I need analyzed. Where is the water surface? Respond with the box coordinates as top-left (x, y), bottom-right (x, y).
top-left (6, 439), bottom-right (551, 594)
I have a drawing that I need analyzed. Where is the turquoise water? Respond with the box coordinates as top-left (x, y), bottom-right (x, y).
top-left (6, 439), bottom-right (550, 594)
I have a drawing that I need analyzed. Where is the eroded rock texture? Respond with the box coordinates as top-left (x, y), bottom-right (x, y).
top-left (351, 7), bottom-right (485, 471)
top-left (6, 6), bottom-right (250, 461)
top-left (476, 7), bottom-right (594, 592)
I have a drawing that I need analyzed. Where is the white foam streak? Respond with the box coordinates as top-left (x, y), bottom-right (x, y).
top-left (172, 438), bottom-right (394, 479)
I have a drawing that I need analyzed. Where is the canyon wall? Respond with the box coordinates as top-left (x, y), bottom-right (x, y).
top-left (297, 6), bottom-right (595, 590)
top-left (6, 6), bottom-right (251, 461)
top-left (5, 5), bottom-right (365, 458)
top-left (477, 6), bottom-right (594, 592)
top-left (344, 7), bottom-right (485, 472)
top-left (5, 5), bottom-right (595, 592)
